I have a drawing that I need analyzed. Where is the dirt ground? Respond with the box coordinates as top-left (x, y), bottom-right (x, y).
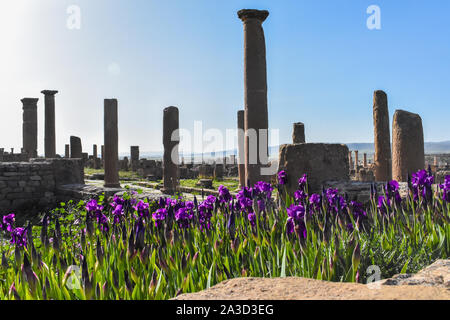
top-left (174, 276), bottom-right (449, 300)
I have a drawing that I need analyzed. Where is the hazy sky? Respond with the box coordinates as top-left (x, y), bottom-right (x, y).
top-left (1, 0), bottom-right (449, 155)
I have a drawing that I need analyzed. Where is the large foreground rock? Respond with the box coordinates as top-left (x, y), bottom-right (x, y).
top-left (174, 260), bottom-right (449, 300)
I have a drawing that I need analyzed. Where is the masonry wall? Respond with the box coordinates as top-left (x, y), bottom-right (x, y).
top-left (0, 159), bottom-right (84, 217)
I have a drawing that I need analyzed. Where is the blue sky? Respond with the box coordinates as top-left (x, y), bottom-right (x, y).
top-left (0, 0), bottom-right (449, 155)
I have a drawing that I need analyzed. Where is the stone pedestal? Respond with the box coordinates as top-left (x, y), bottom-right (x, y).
top-left (104, 99), bottom-right (120, 188)
top-left (237, 110), bottom-right (246, 188)
top-left (162, 106), bottom-right (179, 194)
top-left (41, 90), bottom-right (58, 158)
top-left (238, 9), bottom-right (270, 186)
top-left (21, 98), bottom-right (39, 158)
top-left (70, 136), bottom-right (82, 159)
top-left (392, 110), bottom-right (425, 182)
top-left (278, 143), bottom-right (349, 195)
top-left (373, 90), bottom-right (391, 181)
top-left (292, 122), bottom-right (305, 144)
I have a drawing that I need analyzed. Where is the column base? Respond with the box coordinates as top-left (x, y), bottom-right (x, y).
top-left (104, 183), bottom-right (121, 188)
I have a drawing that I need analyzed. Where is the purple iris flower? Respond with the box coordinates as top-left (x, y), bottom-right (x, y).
top-left (347, 223), bottom-right (354, 232)
top-left (440, 175), bottom-right (450, 202)
top-left (325, 188), bottom-right (347, 214)
top-left (309, 194), bottom-right (321, 212)
top-left (377, 195), bottom-right (391, 214)
top-left (86, 199), bottom-right (99, 212)
top-left (277, 170), bottom-right (287, 185)
top-left (350, 201), bottom-right (367, 219)
top-left (254, 181), bottom-right (273, 199)
top-left (133, 200), bottom-right (150, 218)
top-left (287, 204), bottom-right (305, 221)
top-left (152, 208), bottom-right (167, 227)
top-left (286, 218), bottom-right (295, 235)
top-left (2, 213), bottom-right (15, 232)
top-left (411, 169), bottom-right (434, 201)
top-left (257, 199), bottom-right (266, 212)
top-left (294, 190), bottom-right (307, 202)
top-left (205, 195), bottom-right (217, 205)
top-left (97, 214), bottom-right (110, 233)
top-left (298, 174), bottom-right (308, 190)
top-left (112, 204), bottom-right (124, 225)
top-left (198, 202), bottom-right (213, 231)
top-left (218, 185), bottom-right (232, 203)
top-left (10, 227), bottom-right (27, 247)
top-left (247, 211), bottom-right (256, 227)
top-left (175, 207), bottom-right (193, 229)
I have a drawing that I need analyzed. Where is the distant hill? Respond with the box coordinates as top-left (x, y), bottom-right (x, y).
top-left (120, 141), bottom-right (450, 159)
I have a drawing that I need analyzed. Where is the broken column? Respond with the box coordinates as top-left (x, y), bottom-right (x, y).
top-left (130, 146), bottom-right (139, 172)
top-left (162, 106), bottom-right (179, 194)
top-left (354, 150), bottom-right (359, 172)
top-left (93, 144), bottom-right (100, 169)
top-left (65, 144), bottom-right (70, 158)
top-left (292, 122), bottom-right (305, 143)
top-left (41, 90), bottom-right (58, 158)
top-left (392, 110), bottom-right (425, 182)
top-left (238, 9), bottom-right (270, 186)
top-left (363, 153), bottom-right (367, 168)
top-left (21, 98), bottom-right (39, 158)
top-left (237, 110), bottom-right (246, 188)
top-left (104, 99), bottom-right (120, 188)
top-left (373, 90), bottom-right (391, 181)
top-left (70, 136), bottom-right (82, 158)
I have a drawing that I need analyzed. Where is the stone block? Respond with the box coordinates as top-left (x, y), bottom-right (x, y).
top-left (278, 143), bottom-right (349, 194)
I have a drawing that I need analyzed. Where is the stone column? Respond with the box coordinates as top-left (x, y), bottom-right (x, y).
top-left (237, 110), bottom-right (246, 188)
top-left (373, 90), bottom-right (391, 181)
top-left (238, 9), bottom-right (270, 186)
top-left (433, 156), bottom-right (438, 167)
top-left (292, 122), bottom-right (305, 144)
top-left (354, 150), bottom-right (359, 172)
top-left (363, 153), bottom-right (367, 168)
top-left (70, 136), bottom-right (82, 158)
top-left (348, 151), bottom-right (353, 170)
top-left (163, 106), bottom-right (179, 194)
top-left (104, 99), bottom-right (120, 188)
top-left (41, 90), bottom-right (58, 158)
top-left (65, 144), bottom-right (70, 158)
top-left (10, 148), bottom-right (14, 154)
top-left (21, 98), bottom-right (39, 158)
top-left (392, 110), bottom-right (425, 182)
top-left (130, 146), bottom-right (139, 172)
top-left (93, 144), bottom-right (98, 159)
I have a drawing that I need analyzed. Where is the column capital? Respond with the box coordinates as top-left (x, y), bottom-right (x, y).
top-left (41, 90), bottom-right (58, 96)
top-left (238, 9), bottom-right (269, 22)
top-left (21, 98), bottom-right (39, 106)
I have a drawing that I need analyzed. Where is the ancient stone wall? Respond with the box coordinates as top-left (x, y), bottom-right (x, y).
top-left (0, 159), bottom-right (84, 217)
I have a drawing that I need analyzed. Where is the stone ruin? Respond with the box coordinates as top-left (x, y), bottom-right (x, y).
top-left (0, 8), bottom-right (439, 219)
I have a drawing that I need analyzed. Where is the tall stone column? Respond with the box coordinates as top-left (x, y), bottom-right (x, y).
top-left (41, 90), bottom-right (58, 158)
top-left (348, 151), bottom-right (353, 170)
top-left (93, 144), bottom-right (98, 159)
top-left (354, 150), bottom-right (359, 172)
top-left (21, 98), bottom-right (39, 158)
top-left (373, 90), bottom-right (391, 181)
top-left (65, 144), bottom-right (70, 158)
top-left (237, 110), bottom-right (245, 188)
top-left (392, 110), bottom-right (425, 182)
top-left (238, 9), bottom-right (270, 186)
top-left (70, 136), bottom-right (82, 158)
top-left (363, 153), bottom-right (367, 168)
top-left (292, 122), bottom-right (305, 144)
top-left (130, 146), bottom-right (139, 172)
top-left (163, 106), bottom-right (179, 194)
top-left (104, 99), bottom-right (120, 188)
